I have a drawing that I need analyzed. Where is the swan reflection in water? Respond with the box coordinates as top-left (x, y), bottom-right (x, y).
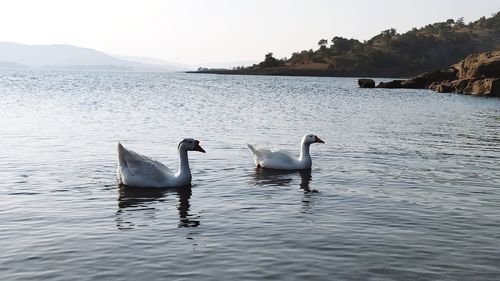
top-left (115, 184), bottom-right (200, 229)
top-left (251, 168), bottom-right (318, 193)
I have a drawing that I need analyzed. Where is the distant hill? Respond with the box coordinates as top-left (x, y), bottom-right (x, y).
top-left (115, 55), bottom-right (192, 71)
top-left (0, 42), bottom-right (185, 72)
top-left (0, 60), bottom-right (27, 69)
top-left (196, 12), bottom-right (500, 78)
top-left (196, 60), bottom-right (259, 70)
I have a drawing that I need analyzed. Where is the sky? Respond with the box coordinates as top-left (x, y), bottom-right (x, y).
top-left (0, 0), bottom-right (498, 66)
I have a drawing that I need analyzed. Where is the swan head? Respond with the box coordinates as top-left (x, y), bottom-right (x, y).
top-left (178, 138), bottom-right (206, 153)
top-left (302, 134), bottom-right (325, 145)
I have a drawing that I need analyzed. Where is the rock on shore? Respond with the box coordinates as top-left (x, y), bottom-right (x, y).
top-left (358, 79), bottom-right (375, 88)
top-left (373, 51), bottom-right (500, 96)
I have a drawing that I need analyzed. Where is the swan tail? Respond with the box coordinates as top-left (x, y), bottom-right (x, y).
top-left (117, 142), bottom-right (130, 179)
top-left (117, 142), bottom-right (126, 163)
top-left (247, 144), bottom-right (261, 166)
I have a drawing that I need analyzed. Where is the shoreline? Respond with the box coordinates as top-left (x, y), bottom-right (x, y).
top-left (186, 69), bottom-right (411, 79)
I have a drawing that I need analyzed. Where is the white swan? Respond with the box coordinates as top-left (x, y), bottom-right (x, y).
top-left (117, 138), bottom-right (205, 188)
top-left (247, 134), bottom-right (324, 170)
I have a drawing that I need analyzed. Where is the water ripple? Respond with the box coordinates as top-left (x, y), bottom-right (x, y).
top-left (0, 70), bottom-right (499, 280)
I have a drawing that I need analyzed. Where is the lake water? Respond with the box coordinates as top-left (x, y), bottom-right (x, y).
top-left (0, 70), bottom-right (499, 280)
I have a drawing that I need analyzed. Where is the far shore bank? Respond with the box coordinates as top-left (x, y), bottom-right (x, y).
top-left (186, 69), bottom-right (409, 79)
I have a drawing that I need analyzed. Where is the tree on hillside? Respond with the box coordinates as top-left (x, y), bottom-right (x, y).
top-left (330, 36), bottom-right (350, 54)
top-left (330, 36), bottom-right (363, 55)
top-left (483, 12), bottom-right (500, 30)
top-left (260, 52), bottom-right (283, 68)
top-left (318, 39), bottom-right (328, 52)
top-left (382, 28), bottom-right (397, 39)
top-left (367, 28), bottom-right (398, 44)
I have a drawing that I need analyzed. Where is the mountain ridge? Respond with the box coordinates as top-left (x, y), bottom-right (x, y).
top-left (0, 42), bottom-right (186, 72)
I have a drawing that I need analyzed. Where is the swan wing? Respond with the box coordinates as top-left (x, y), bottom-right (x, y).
top-left (260, 150), bottom-right (301, 169)
top-left (248, 144), bottom-right (300, 169)
top-left (247, 144), bottom-right (272, 164)
top-left (261, 149), bottom-right (297, 163)
top-left (118, 143), bottom-right (172, 181)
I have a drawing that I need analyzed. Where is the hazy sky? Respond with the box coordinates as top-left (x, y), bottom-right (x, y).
top-left (0, 0), bottom-right (498, 65)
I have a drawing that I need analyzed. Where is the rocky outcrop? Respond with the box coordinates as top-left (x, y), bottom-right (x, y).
top-left (377, 69), bottom-right (457, 89)
top-left (453, 51), bottom-right (500, 79)
top-left (402, 70), bottom-right (457, 88)
top-left (358, 79), bottom-right (375, 88)
top-left (377, 80), bottom-right (403, 88)
top-left (429, 77), bottom-right (500, 96)
top-left (374, 50), bottom-right (500, 96)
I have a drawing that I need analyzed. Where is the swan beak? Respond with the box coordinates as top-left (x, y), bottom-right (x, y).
top-left (194, 142), bottom-right (206, 153)
top-left (315, 136), bottom-right (325, 144)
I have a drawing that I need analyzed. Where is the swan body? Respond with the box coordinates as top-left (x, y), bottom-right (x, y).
top-left (247, 134), bottom-right (324, 170)
top-left (117, 138), bottom-right (205, 188)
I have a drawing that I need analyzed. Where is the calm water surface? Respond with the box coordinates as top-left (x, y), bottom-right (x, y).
top-left (0, 70), bottom-right (499, 280)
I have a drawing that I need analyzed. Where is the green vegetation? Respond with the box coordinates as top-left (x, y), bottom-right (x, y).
top-left (259, 52), bottom-right (285, 68)
top-left (244, 12), bottom-right (500, 77)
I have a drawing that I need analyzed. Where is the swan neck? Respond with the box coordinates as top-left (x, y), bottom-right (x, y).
top-left (177, 149), bottom-right (191, 178)
top-left (299, 141), bottom-right (311, 161)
